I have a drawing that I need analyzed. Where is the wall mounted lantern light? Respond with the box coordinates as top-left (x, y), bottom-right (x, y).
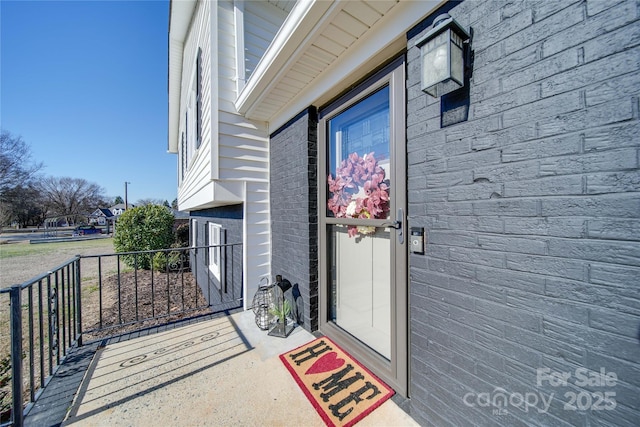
top-left (415, 13), bottom-right (471, 98)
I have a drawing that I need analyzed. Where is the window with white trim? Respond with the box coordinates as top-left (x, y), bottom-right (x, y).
top-left (208, 223), bottom-right (222, 279)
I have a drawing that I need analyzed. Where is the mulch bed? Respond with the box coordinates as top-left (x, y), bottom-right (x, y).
top-left (84, 269), bottom-right (212, 341)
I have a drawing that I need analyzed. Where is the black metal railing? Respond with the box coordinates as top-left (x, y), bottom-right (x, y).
top-left (0, 243), bottom-right (242, 427)
top-left (0, 257), bottom-right (82, 427)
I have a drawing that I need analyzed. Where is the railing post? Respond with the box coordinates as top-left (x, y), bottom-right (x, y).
top-left (75, 256), bottom-right (83, 347)
top-left (10, 285), bottom-right (24, 427)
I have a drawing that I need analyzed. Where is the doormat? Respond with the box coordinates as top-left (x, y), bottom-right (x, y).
top-left (279, 336), bottom-right (394, 427)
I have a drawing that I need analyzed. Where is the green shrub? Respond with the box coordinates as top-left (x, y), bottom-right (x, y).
top-left (114, 205), bottom-right (175, 269)
top-left (152, 244), bottom-right (186, 271)
top-left (175, 222), bottom-right (190, 247)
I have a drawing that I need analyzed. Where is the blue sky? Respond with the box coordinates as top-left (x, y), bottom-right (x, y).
top-left (1, 0), bottom-right (176, 204)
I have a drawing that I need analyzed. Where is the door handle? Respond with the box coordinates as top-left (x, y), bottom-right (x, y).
top-left (397, 208), bottom-right (404, 244)
top-left (383, 221), bottom-right (402, 230)
top-left (382, 209), bottom-right (404, 244)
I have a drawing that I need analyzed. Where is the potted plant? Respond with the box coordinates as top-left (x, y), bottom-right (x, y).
top-left (270, 299), bottom-right (290, 323)
top-left (268, 299), bottom-right (293, 337)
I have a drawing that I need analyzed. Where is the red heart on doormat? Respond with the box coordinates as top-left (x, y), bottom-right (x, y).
top-left (305, 352), bottom-right (345, 375)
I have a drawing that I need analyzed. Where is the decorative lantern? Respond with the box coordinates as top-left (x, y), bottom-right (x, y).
top-left (252, 277), bottom-right (275, 330)
top-left (415, 13), bottom-right (470, 98)
top-left (268, 275), bottom-right (294, 338)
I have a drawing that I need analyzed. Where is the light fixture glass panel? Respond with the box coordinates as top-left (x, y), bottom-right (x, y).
top-left (421, 32), bottom-right (449, 92)
top-left (450, 39), bottom-right (464, 86)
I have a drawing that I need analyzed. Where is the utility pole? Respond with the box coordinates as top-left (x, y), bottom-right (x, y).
top-left (125, 181), bottom-right (131, 210)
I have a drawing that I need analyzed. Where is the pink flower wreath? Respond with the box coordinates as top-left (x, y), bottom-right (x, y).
top-left (327, 152), bottom-right (390, 237)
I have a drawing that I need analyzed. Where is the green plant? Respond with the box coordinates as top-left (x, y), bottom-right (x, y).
top-left (151, 246), bottom-right (185, 271)
top-left (84, 284), bottom-right (99, 294)
top-left (113, 205), bottom-right (175, 269)
top-left (269, 299), bottom-right (291, 323)
top-left (174, 223), bottom-right (189, 247)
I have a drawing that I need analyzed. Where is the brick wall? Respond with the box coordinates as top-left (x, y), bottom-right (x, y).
top-left (270, 108), bottom-right (319, 331)
top-left (190, 205), bottom-right (243, 311)
top-left (406, 0), bottom-right (640, 425)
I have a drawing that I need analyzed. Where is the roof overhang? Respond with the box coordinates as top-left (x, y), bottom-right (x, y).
top-left (235, 0), bottom-right (444, 132)
top-left (168, 0), bottom-right (197, 153)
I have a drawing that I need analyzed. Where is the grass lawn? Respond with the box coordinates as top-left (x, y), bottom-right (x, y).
top-left (0, 238), bottom-right (114, 260)
top-left (0, 238), bottom-right (115, 288)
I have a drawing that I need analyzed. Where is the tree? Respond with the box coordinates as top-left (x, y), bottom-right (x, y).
top-left (135, 198), bottom-right (164, 206)
top-left (113, 195), bottom-right (124, 205)
top-left (0, 130), bottom-right (43, 197)
top-left (2, 184), bottom-right (47, 227)
top-left (113, 204), bottom-right (175, 269)
top-left (0, 131), bottom-right (44, 228)
top-left (171, 198), bottom-right (178, 210)
top-left (39, 176), bottom-right (107, 225)
top-left (163, 200), bottom-right (170, 208)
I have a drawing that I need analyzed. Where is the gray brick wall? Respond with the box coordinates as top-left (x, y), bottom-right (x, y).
top-left (406, 0), bottom-right (640, 425)
top-left (270, 108), bottom-right (319, 331)
top-left (190, 205), bottom-right (243, 311)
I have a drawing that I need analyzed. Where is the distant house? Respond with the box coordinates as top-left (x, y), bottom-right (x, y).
top-left (169, 208), bottom-right (190, 236)
top-left (89, 208), bottom-right (114, 226)
top-left (169, 208), bottom-right (189, 220)
top-left (109, 203), bottom-right (132, 217)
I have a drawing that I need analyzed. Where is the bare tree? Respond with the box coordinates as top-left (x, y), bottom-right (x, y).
top-left (0, 130), bottom-right (43, 196)
top-left (39, 176), bottom-right (107, 226)
top-left (0, 131), bottom-right (44, 228)
top-left (135, 198), bottom-right (164, 206)
top-left (1, 184), bottom-right (47, 228)
top-left (0, 201), bottom-right (13, 228)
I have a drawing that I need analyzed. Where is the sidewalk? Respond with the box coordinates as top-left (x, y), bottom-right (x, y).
top-left (61, 311), bottom-right (418, 426)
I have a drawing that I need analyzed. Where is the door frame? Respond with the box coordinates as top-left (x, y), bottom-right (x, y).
top-left (318, 55), bottom-right (408, 396)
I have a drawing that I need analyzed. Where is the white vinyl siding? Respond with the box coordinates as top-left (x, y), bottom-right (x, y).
top-left (244, 181), bottom-right (271, 295)
top-left (175, 0), bottom-right (277, 309)
top-left (178, 0), bottom-right (215, 206)
top-left (222, 1), bottom-right (273, 305)
top-left (243, 1), bottom-right (289, 83)
top-left (218, 2), bottom-right (270, 183)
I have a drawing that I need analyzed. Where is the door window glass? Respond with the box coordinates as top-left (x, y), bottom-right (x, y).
top-left (326, 86), bottom-right (391, 233)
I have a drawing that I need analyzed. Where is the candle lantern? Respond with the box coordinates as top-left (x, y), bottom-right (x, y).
top-left (251, 277), bottom-right (275, 330)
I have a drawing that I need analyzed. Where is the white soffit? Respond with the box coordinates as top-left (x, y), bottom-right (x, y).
top-left (267, 0), bottom-right (296, 14)
top-left (235, 0), bottom-right (442, 131)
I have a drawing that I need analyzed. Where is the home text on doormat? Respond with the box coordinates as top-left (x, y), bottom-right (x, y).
top-left (279, 337), bottom-right (394, 427)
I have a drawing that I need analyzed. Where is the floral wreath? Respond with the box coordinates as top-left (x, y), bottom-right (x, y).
top-left (327, 152), bottom-right (390, 237)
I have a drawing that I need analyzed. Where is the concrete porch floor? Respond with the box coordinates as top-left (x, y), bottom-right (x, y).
top-left (57, 311), bottom-right (418, 426)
